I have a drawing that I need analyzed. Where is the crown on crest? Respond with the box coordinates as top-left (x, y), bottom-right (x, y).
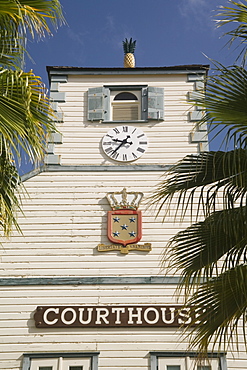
top-left (107, 188), bottom-right (143, 210)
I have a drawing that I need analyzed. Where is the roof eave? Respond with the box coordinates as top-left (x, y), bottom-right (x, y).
top-left (47, 65), bottom-right (209, 76)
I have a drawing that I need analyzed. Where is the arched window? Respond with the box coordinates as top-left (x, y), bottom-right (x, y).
top-left (114, 92), bottom-right (138, 101)
top-left (112, 91), bottom-right (140, 121)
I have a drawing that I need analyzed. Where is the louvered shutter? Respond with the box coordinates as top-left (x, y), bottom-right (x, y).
top-left (113, 103), bottom-right (139, 121)
top-left (141, 87), bottom-right (148, 120)
top-left (87, 87), bottom-right (109, 121)
top-left (147, 87), bottom-right (164, 120)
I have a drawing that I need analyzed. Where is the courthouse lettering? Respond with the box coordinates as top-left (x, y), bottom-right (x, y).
top-left (34, 305), bottom-right (196, 328)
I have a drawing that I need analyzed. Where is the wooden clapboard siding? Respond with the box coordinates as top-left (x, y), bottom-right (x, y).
top-left (0, 170), bottom-right (204, 277)
top-left (0, 68), bottom-right (223, 369)
top-left (52, 73), bottom-right (199, 166)
top-left (0, 285), bottom-right (245, 370)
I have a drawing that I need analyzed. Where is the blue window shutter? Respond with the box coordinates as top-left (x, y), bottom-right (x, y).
top-left (148, 87), bottom-right (164, 120)
top-left (88, 87), bottom-right (109, 121)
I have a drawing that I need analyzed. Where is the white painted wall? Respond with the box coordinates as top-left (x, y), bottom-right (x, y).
top-left (1, 69), bottom-right (242, 370)
top-left (0, 285), bottom-right (245, 370)
top-left (53, 73), bottom-right (201, 165)
top-left (1, 171), bottom-right (194, 277)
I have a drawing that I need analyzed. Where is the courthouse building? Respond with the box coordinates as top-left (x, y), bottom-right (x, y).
top-left (0, 63), bottom-right (246, 370)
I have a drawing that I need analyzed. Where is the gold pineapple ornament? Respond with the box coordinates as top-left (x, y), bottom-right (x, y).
top-left (123, 38), bottom-right (136, 68)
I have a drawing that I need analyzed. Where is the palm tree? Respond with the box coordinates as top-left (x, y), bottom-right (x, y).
top-left (0, 1), bottom-right (64, 237)
top-left (151, 0), bottom-right (247, 353)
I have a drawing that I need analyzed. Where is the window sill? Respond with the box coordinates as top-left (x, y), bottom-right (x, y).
top-left (102, 120), bottom-right (149, 124)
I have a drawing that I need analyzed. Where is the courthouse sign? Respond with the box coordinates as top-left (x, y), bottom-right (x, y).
top-left (34, 305), bottom-right (197, 328)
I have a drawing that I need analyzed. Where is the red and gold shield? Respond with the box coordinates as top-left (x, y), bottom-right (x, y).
top-left (107, 209), bottom-right (142, 246)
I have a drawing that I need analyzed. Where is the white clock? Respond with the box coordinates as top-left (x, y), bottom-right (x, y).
top-left (102, 125), bottom-right (148, 162)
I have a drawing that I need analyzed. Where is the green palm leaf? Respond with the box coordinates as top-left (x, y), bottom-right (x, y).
top-left (194, 64), bottom-right (247, 147)
top-left (150, 0), bottom-right (247, 354)
top-left (0, 141), bottom-right (23, 236)
top-left (186, 264), bottom-right (247, 353)
top-left (151, 64), bottom-right (247, 220)
top-left (151, 149), bottom-right (247, 219)
top-left (216, 0), bottom-right (247, 64)
top-left (0, 0), bottom-right (65, 68)
top-left (165, 206), bottom-right (247, 288)
top-left (0, 1), bottom-right (64, 237)
top-left (0, 68), bottom-right (56, 163)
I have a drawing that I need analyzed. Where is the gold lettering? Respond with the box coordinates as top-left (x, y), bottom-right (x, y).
top-left (97, 243), bottom-right (152, 254)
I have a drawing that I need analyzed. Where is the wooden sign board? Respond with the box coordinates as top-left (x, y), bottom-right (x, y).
top-left (34, 305), bottom-right (197, 328)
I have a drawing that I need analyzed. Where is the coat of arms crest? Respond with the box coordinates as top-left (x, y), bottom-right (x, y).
top-left (97, 188), bottom-right (151, 254)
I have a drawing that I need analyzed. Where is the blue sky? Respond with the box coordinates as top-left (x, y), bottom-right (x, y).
top-left (27, 0), bottom-right (236, 79)
top-left (21, 0), bottom-right (239, 173)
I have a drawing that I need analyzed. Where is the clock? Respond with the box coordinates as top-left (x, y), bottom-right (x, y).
top-left (102, 125), bottom-right (148, 162)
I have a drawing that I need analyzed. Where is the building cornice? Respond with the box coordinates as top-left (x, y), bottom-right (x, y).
top-left (21, 164), bottom-right (171, 182)
top-left (47, 64), bottom-right (209, 77)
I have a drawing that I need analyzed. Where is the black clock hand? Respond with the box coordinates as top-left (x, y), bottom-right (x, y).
top-left (112, 136), bottom-right (133, 154)
top-left (112, 138), bottom-right (132, 144)
top-left (112, 139), bottom-right (126, 154)
top-left (124, 135), bottom-right (133, 146)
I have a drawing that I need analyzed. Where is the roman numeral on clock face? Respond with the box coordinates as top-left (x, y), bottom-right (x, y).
top-left (105, 147), bottom-right (114, 154)
top-left (111, 152), bottom-right (119, 159)
top-left (122, 154), bottom-right (128, 161)
top-left (122, 126), bottom-right (128, 132)
top-left (113, 128), bottom-right (120, 134)
top-left (137, 147), bottom-right (145, 153)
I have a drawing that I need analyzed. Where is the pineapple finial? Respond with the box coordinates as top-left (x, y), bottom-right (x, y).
top-left (123, 38), bottom-right (136, 68)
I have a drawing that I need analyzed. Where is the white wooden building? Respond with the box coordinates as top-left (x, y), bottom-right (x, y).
top-left (0, 65), bottom-right (246, 370)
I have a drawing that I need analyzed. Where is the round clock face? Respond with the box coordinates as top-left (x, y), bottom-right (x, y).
top-left (102, 126), bottom-right (148, 162)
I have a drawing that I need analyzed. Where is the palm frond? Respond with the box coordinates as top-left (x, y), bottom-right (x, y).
top-left (0, 0), bottom-right (65, 68)
top-left (194, 64), bottom-right (247, 144)
top-left (186, 264), bottom-right (247, 353)
top-left (0, 68), bottom-right (56, 164)
top-left (216, 0), bottom-right (247, 64)
top-left (0, 1), bottom-right (64, 239)
top-left (151, 149), bottom-right (247, 219)
top-left (151, 64), bottom-right (247, 219)
top-left (150, 0), bottom-right (247, 354)
top-left (165, 206), bottom-right (247, 289)
top-left (0, 140), bottom-right (23, 236)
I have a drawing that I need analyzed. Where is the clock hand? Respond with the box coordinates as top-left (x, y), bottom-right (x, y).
top-left (124, 135), bottom-right (133, 146)
top-left (112, 139), bottom-right (126, 154)
top-left (111, 136), bottom-right (133, 154)
top-left (112, 137), bottom-right (131, 143)
top-left (111, 136), bottom-right (131, 153)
